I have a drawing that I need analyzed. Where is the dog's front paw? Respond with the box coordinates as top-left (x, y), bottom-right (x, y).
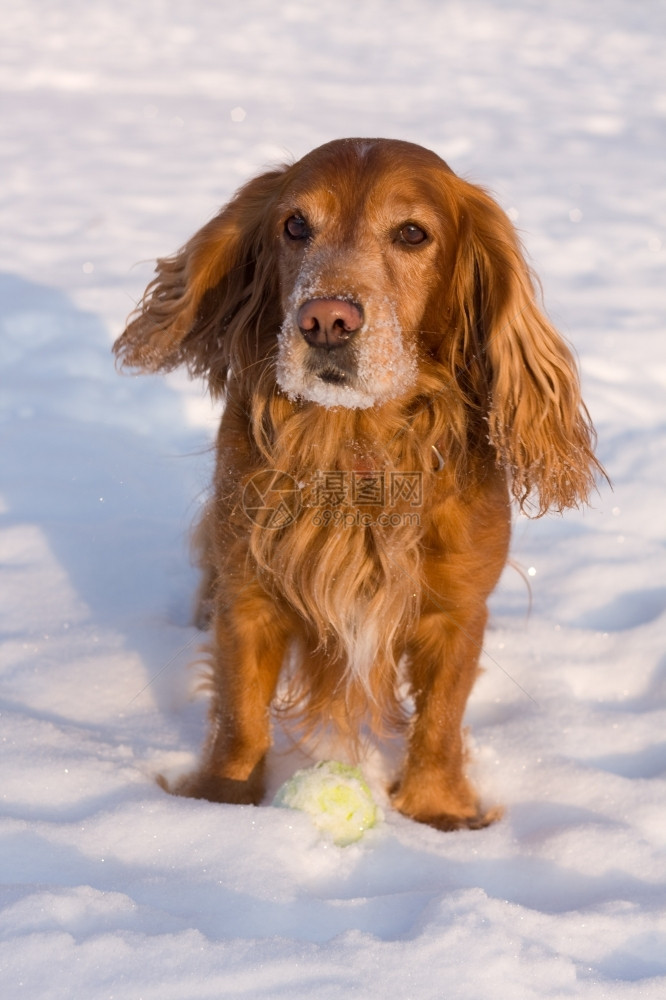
top-left (158, 760), bottom-right (265, 805)
top-left (411, 804), bottom-right (503, 832)
top-left (390, 777), bottom-right (502, 832)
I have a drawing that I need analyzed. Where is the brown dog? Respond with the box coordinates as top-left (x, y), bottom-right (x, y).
top-left (115, 138), bottom-right (602, 830)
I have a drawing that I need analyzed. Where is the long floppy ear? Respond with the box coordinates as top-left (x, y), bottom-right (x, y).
top-left (114, 167), bottom-right (287, 395)
top-left (447, 179), bottom-right (605, 516)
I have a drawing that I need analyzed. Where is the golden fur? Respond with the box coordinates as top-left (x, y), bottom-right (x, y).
top-left (115, 138), bottom-right (603, 830)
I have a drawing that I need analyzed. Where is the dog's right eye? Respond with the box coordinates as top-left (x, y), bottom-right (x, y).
top-left (398, 222), bottom-right (428, 246)
top-left (284, 215), bottom-right (311, 241)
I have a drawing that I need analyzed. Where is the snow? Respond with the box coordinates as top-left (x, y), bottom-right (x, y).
top-left (1, 0), bottom-right (665, 996)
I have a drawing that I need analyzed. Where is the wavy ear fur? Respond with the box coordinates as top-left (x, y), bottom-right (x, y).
top-left (446, 178), bottom-right (604, 515)
top-left (114, 168), bottom-right (287, 395)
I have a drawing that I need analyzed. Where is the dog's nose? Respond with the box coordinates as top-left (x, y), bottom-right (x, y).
top-left (297, 298), bottom-right (363, 348)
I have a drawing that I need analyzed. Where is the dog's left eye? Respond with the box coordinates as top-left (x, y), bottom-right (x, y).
top-left (284, 215), bottom-right (311, 241)
top-left (398, 223), bottom-right (428, 246)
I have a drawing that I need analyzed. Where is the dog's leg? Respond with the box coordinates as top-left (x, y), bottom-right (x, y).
top-left (169, 583), bottom-right (291, 805)
top-left (391, 481), bottom-right (510, 830)
top-left (393, 592), bottom-right (502, 831)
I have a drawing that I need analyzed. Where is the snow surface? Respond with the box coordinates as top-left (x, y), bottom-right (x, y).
top-left (1, 1), bottom-right (665, 997)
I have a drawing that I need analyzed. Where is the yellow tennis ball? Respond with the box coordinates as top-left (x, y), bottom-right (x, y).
top-left (274, 760), bottom-right (380, 845)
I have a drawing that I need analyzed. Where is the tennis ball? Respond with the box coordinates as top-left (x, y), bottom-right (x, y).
top-left (274, 760), bottom-right (380, 845)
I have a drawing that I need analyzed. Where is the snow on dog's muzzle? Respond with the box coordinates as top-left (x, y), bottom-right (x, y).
top-left (276, 290), bottom-right (417, 409)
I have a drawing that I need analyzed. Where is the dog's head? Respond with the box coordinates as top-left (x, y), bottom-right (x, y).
top-left (271, 139), bottom-right (456, 409)
top-left (115, 137), bottom-right (601, 512)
